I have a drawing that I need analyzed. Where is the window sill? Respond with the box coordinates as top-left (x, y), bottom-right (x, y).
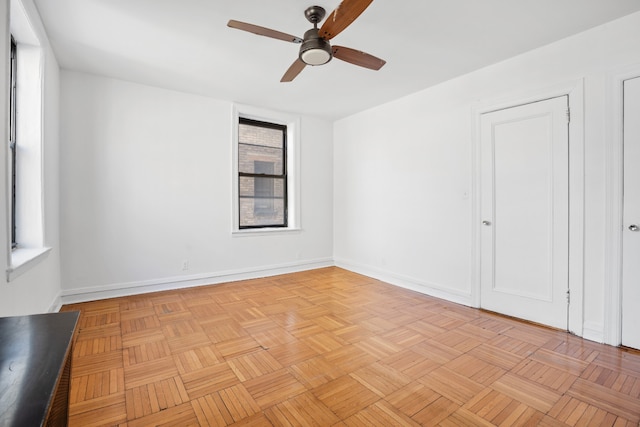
top-left (232, 227), bottom-right (301, 237)
top-left (7, 247), bottom-right (52, 282)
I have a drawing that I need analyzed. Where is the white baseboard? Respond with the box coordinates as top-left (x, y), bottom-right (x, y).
top-left (48, 294), bottom-right (62, 313)
top-left (60, 258), bottom-right (334, 305)
top-left (55, 257), bottom-right (615, 349)
top-left (334, 258), bottom-right (473, 307)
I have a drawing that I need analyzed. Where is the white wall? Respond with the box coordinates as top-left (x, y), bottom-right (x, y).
top-left (0, 0), bottom-right (62, 316)
top-left (59, 72), bottom-right (334, 302)
top-left (334, 12), bottom-right (640, 342)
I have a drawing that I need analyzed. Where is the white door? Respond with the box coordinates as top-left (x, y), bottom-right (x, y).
top-left (480, 96), bottom-right (569, 329)
top-left (622, 76), bottom-right (640, 349)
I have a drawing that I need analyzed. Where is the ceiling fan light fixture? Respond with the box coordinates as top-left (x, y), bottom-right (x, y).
top-left (301, 46), bottom-right (331, 65)
top-left (299, 28), bottom-right (332, 66)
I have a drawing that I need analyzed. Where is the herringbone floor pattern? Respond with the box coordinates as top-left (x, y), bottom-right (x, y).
top-left (61, 267), bottom-right (640, 426)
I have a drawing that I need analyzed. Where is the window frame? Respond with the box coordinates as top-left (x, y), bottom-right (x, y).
top-left (9, 36), bottom-right (17, 249)
top-left (231, 105), bottom-right (301, 235)
top-left (238, 117), bottom-right (288, 229)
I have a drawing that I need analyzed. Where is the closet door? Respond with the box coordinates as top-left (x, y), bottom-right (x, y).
top-left (480, 96), bottom-right (569, 329)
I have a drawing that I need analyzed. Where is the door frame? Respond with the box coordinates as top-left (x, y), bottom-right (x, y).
top-left (604, 64), bottom-right (640, 346)
top-left (471, 79), bottom-right (585, 335)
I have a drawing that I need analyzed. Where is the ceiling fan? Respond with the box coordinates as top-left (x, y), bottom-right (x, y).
top-left (227, 0), bottom-right (386, 82)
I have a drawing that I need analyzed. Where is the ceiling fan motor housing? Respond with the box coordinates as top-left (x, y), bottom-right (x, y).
top-left (300, 28), bottom-right (332, 65)
top-left (299, 6), bottom-right (331, 66)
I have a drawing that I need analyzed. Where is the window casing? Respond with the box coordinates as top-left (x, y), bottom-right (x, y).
top-left (238, 118), bottom-right (288, 229)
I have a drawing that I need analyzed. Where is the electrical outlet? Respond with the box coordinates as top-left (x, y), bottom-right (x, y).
top-left (182, 260), bottom-right (189, 271)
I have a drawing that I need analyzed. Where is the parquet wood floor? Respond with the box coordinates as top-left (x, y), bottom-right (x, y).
top-left (60, 267), bottom-right (640, 426)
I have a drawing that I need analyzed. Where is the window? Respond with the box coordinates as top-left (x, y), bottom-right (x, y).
top-left (232, 105), bottom-right (300, 234)
top-left (9, 37), bottom-right (17, 249)
top-left (7, 0), bottom-right (50, 281)
top-left (238, 118), bottom-right (287, 228)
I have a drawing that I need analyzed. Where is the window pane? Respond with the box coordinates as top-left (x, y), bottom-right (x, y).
top-left (239, 123), bottom-right (283, 149)
top-left (239, 176), bottom-right (285, 227)
top-left (239, 176), bottom-right (285, 198)
top-left (238, 144), bottom-right (283, 174)
top-left (239, 198), bottom-right (285, 227)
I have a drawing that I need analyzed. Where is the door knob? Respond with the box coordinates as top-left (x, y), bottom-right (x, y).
top-left (482, 220), bottom-right (491, 226)
top-left (630, 224), bottom-right (639, 232)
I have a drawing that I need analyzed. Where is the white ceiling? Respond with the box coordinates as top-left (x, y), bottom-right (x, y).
top-left (33, 0), bottom-right (640, 121)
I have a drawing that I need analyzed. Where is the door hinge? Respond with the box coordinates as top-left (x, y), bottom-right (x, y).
top-left (566, 108), bottom-right (571, 123)
top-left (566, 289), bottom-right (570, 304)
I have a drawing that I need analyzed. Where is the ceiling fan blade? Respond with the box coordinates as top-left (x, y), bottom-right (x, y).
top-left (227, 20), bottom-right (303, 44)
top-left (332, 46), bottom-right (386, 70)
top-left (319, 0), bottom-right (373, 40)
top-left (281, 59), bottom-right (307, 82)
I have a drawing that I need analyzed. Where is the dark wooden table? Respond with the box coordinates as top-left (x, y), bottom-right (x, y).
top-left (0, 311), bottom-right (79, 427)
